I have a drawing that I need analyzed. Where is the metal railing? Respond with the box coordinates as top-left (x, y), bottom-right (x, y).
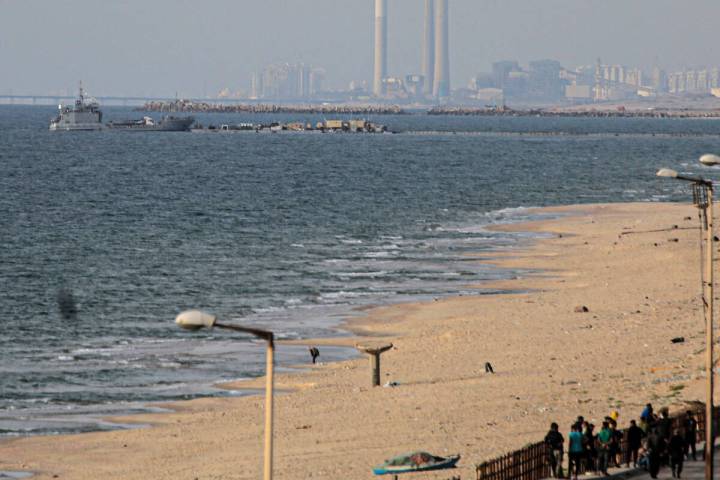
top-left (476, 441), bottom-right (551, 480)
top-left (476, 405), bottom-right (716, 480)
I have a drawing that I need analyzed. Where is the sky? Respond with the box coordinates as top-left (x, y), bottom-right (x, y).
top-left (1, 0), bottom-right (719, 97)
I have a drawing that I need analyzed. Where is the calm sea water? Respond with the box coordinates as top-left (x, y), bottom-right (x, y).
top-left (2, 105), bottom-right (720, 436)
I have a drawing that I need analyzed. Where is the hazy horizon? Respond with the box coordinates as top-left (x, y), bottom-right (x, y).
top-left (1, 0), bottom-right (719, 97)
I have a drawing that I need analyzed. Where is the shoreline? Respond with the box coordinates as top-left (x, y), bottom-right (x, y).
top-left (1, 201), bottom-right (713, 480)
top-left (0, 206), bottom-right (545, 442)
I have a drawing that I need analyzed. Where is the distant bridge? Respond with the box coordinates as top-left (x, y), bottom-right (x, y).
top-left (0, 94), bottom-right (258, 106)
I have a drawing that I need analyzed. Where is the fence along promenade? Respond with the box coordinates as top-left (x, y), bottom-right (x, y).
top-left (475, 404), bottom-right (717, 480)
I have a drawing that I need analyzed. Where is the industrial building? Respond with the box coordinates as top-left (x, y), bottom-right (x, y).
top-left (432, 0), bottom-right (450, 99)
top-left (422, 0), bottom-right (435, 96)
top-left (373, 0), bottom-right (387, 96)
top-left (372, 0), bottom-right (450, 100)
top-left (250, 64), bottom-right (325, 100)
top-left (667, 68), bottom-right (720, 94)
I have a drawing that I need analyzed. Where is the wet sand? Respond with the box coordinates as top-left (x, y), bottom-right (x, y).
top-left (0, 202), bottom-right (714, 479)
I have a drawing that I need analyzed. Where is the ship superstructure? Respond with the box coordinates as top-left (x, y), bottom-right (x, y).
top-left (49, 82), bottom-right (103, 131)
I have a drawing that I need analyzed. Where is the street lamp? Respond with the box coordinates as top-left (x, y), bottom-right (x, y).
top-left (657, 158), bottom-right (716, 480)
top-left (701, 154), bottom-right (720, 167)
top-left (175, 310), bottom-right (275, 480)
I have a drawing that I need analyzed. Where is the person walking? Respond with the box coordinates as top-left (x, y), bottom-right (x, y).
top-left (573, 415), bottom-right (585, 432)
top-left (627, 419), bottom-right (645, 468)
top-left (309, 346), bottom-right (320, 364)
top-left (683, 411), bottom-right (697, 461)
top-left (597, 421), bottom-right (613, 476)
top-left (545, 422), bottom-right (565, 478)
top-left (583, 422), bottom-right (597, 474)
top-left (668, 429), bottom-right (686, 478)
top-left (647, 427), bottom-right (664, 479)
top-left (609, 419), bottom-right (622, 467)
top-left (641, 403), bottom-right (654, 432)
top-left (656, 408), bottom-right (672, 466)
top-left (641, 404), bottom-right (654, 422)
top-left (657, 408), bottom-right (672, 437)
top-left (569, 424), bottom-right (584, 480)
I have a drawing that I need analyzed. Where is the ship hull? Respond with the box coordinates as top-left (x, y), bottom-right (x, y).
top-left (106, 116), bottom-right (194, 132)
top-left (49, 123), bottom-right (104, 131)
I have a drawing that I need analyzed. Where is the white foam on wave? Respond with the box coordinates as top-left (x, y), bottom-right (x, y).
top-left (252, 306), bottom-right (286, 314)
top-left (484, 206), bottom-right (539, 222)
top-left (275, 331), bottom-right (300, 340)
top-left (324, 258), bottom-right (350, 264)
top-left (72, 348), bottom-right (103, 355)
top-left (436, 205), bottom-right (548, 236)
top-left (159, 362), bottom-right (182, 369)
top-left (437, 224), bottom-right (490, 234)
top-left (363, 250), bottom-right (398, 258)
top-left (334, 271), bottom-right (389, 278)
top-left (319, 291), bottom-right (375, 301)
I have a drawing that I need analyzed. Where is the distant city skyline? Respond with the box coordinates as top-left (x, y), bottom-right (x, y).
top-left (2, 0), bottom-right (720, 97)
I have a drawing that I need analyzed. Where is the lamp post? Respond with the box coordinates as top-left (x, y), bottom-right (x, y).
top-left (657, 157), bottom-right (718, 480)
top-left (175, 310), bottom-right (275, 480)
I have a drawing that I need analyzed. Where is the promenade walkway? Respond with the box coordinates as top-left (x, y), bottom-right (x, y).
top-left (594, 456), bottom-right (718, 480)
top-left (565, 445), bottom-right (720, 480)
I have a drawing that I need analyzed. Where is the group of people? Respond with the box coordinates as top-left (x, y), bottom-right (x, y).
top-left (544, 404), bottom-right (699, 479)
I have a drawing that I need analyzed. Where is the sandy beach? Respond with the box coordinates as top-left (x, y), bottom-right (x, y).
top-left (1, 201), bottom-right (715, 479)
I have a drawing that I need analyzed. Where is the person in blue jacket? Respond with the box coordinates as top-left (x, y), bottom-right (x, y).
top-left (568, 424), bottom-right (584, 480)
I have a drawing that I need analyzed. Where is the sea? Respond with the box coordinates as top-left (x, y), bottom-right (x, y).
top-left (2, 105), bottom-right (720, 437)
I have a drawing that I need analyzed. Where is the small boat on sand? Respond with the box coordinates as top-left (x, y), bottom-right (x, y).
top-left (372, 451), bottom-right (460, 475)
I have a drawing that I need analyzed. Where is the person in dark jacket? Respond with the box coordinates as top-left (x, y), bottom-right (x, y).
top-left (684, 411), bottom-right (697, 461)
top-left (627, 419), bottom-right (645, 468)
top-left (573, 415), bottom-right (585, 432)
top-left (656, 408), bottom-right (672, 465)
top-left (647, 427), bottom-right (664, 479)
top-left (656, 408), bottom-right (672, 441)
top-left (309, 346), bottom-right (320, 364)
top-left (584, 422), bottom-right (597, 473)
top-left (609, 419), bottom-right (622, 467)
top-left (668, 429), bottom-right (686, 478)
top-left (544, 422), bottom-right (565, 478)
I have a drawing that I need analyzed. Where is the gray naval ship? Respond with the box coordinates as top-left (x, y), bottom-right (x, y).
top-left (49, 83), bottom-right (103, 131)
top-left (106, 115), bottom-right (194, 131)
top-left (50, 82), bottom-right (194, 132)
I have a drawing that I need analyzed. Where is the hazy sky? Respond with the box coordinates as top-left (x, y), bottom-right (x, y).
top-left (1, 0), bottom-right (719, 96)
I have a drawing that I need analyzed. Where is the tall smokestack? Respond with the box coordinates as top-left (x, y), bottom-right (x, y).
top-left (432, 0), bottom-right (450, 99)
top-left (422, 0), bottom-right (435, 96)
top-left (373, 0), bottom-right (387, 97)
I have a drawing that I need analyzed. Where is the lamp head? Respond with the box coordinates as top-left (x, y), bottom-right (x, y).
top-left (175, 310), bottom-right (217, 331)
top-left (656, 168), bottom-right (679, 178)
top-left (700, 154), bottom-right (720, 167)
